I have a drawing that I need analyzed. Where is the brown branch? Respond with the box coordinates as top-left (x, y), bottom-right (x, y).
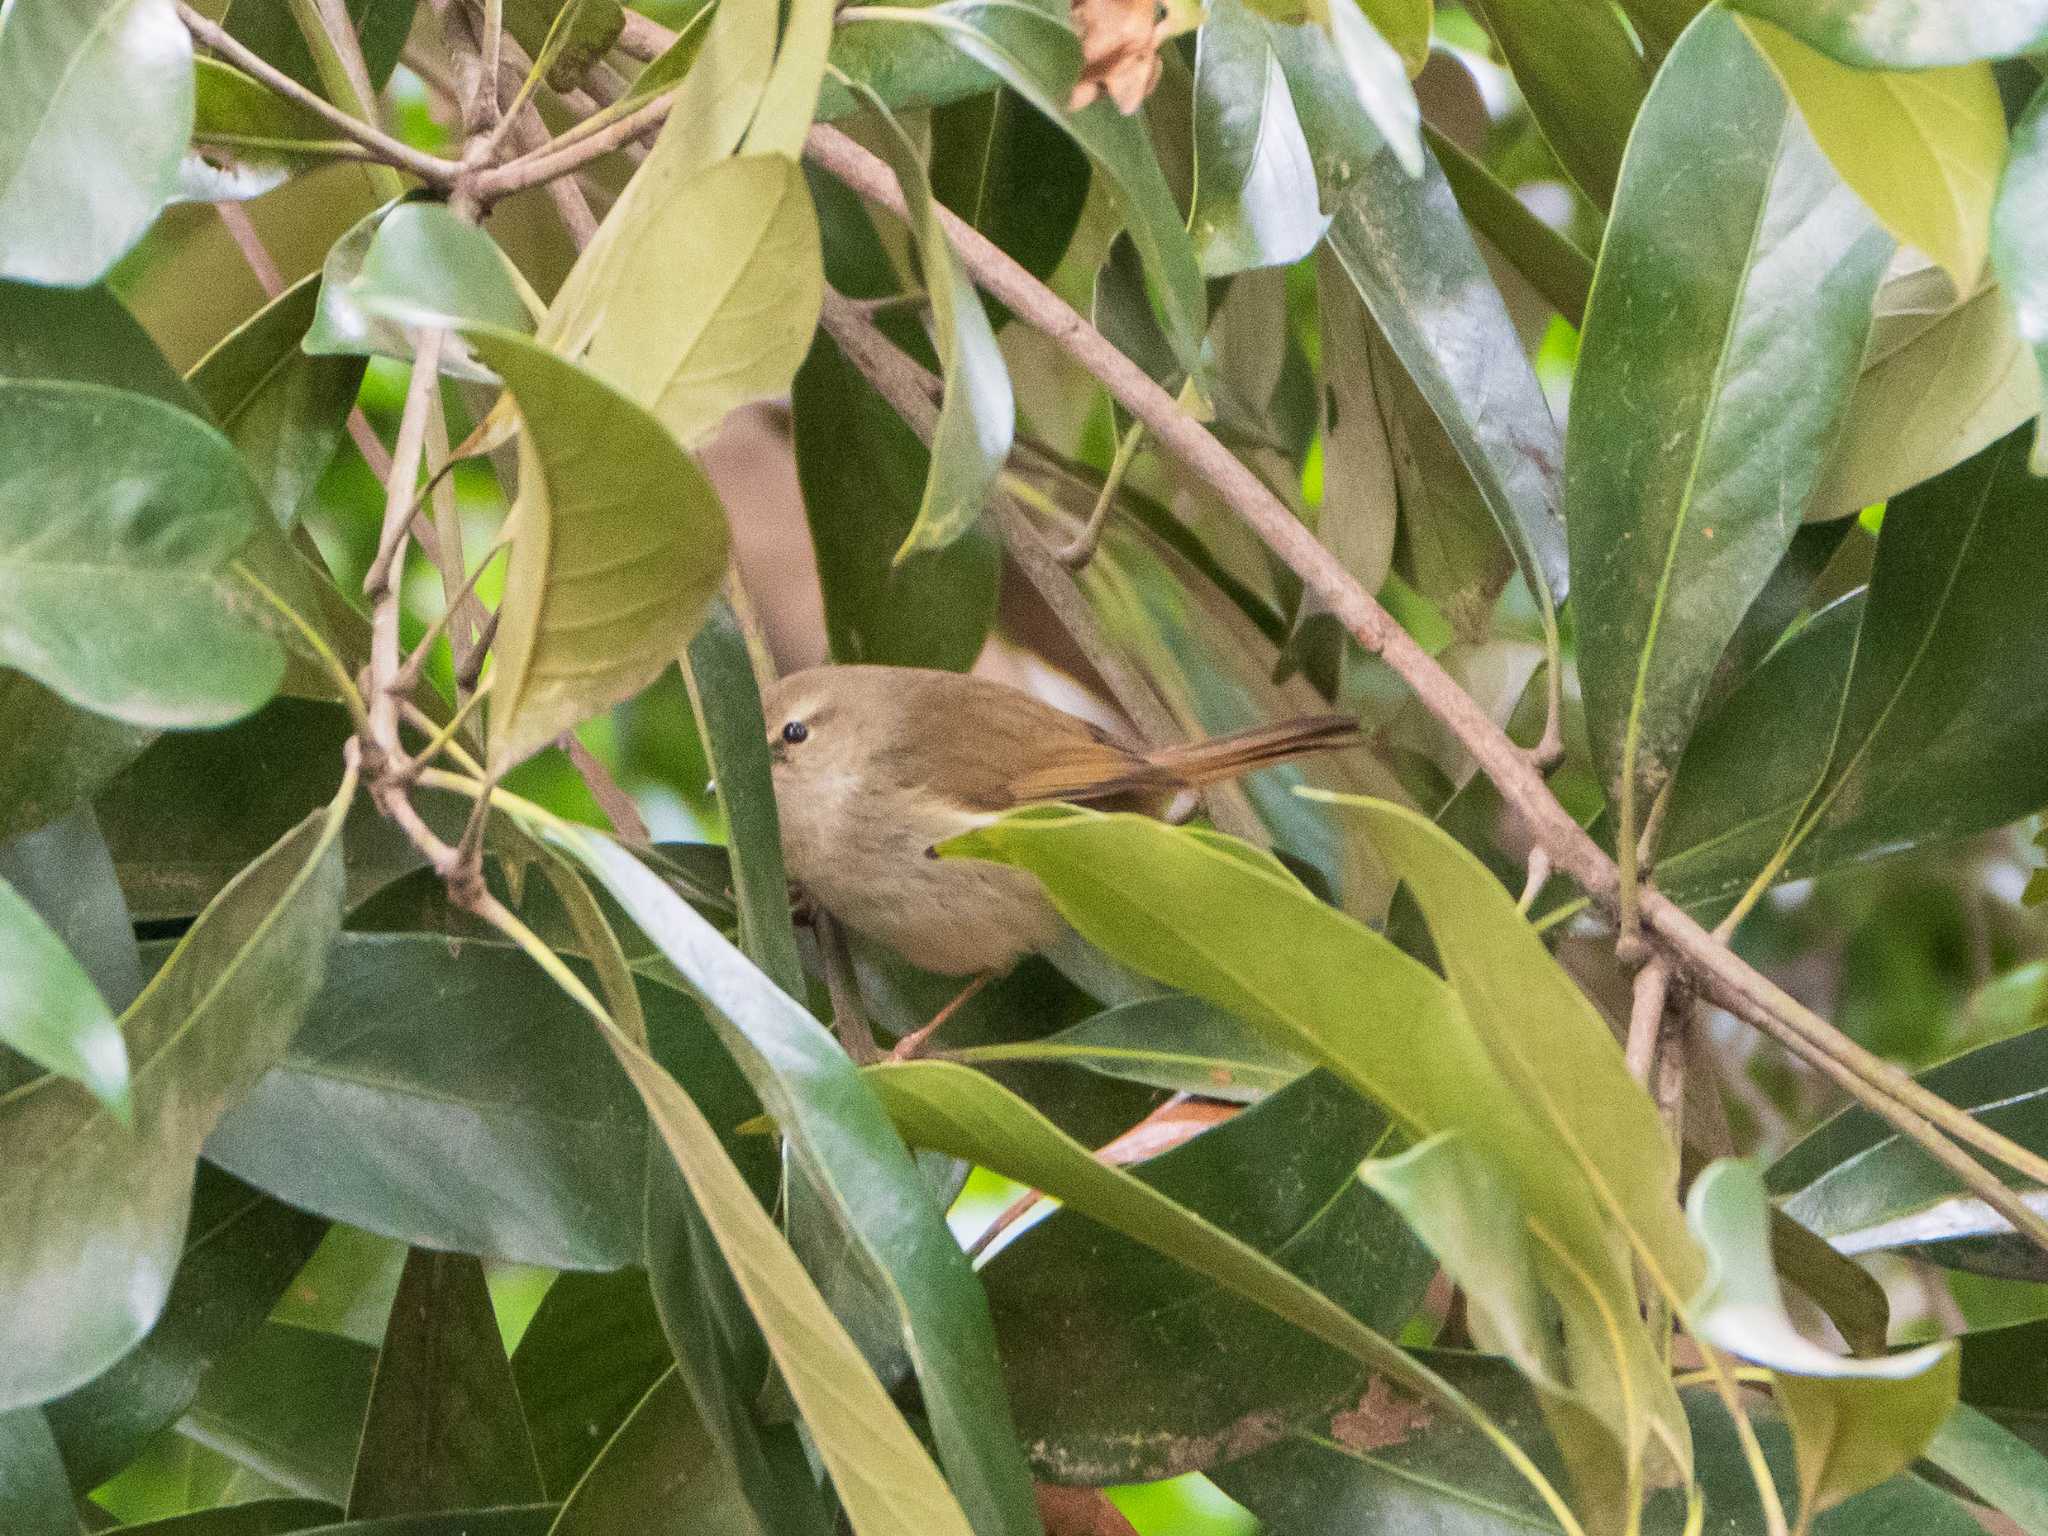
top-left (802, 120), bottom-right (2048, 1249)
top-left (177, 3), bottom-right (459, 186)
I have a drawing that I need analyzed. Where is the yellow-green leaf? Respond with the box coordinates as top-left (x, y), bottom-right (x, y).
top-left (1741, 16), bottom-right (2007, 294)
top-left (473, 331), bottom-right (731, 770)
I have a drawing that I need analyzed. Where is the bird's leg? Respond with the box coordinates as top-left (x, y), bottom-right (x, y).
top-left (891, 971), bottom-right (996, 1061)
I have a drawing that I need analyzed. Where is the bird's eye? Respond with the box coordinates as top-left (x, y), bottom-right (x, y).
top-left (781, 720), bottom-right (809, 746)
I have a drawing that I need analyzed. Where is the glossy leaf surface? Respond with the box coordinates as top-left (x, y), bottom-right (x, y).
top-left (1728, 0), bottom-right (2048, 68)
top-left (1567, 5), bottom-right (1892, 858)
top-left (1991, 83), bottom-right (2048, 473)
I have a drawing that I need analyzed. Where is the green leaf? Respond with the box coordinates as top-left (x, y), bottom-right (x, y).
top-left (203, 933), bottom-right (760, 1270)
top-left (0, 380), bottom-right (284, 728)
top-left (1313, 247), bottom-right (1397, 600)
top-left (875, 0), bottom-right (1207, 373)
top-left (1356, 0), bottom-right (1429, 71)
top-left (0, 1408), bottom-right (73, 1536)
top-left (852, 92), bottom-right (1015, 560)
top-left (1991, 84), bottom-right (2048, 474)
top-left (563, 155), bottom-right (822, 449)
top-left (1811, 264), bottom-right (2039, 522)
top-left (1566, 5), bottom-right (1893, 865)
top-left (980, 1068), bottom-right (1431, 1482)
top-left (0, 804), bottom-right (142, 1024)
top-left (94, 699), bottom-right (428, 921)
top-left (304, 203), bottom-right (533, 382)
top-left (502, 0), bottom-right (624, 90)
top-left (1924, 1403), bottom-right (2048, 1536)
top-left (0, 790), bottom-right (346, 1411)
top-left (1739, 17), bottom-right (2006, 296)
top-left (1727, 0), bottom-right (2048, 68)
top-left (742, 0), bottom-right (832, 157)
top-left (938, 807), bottom-right (1683, 1497)
top-left (930, 84), bottom-right (1091, 298)
top-left (0, 275), bottom-right (198, 408)
top-left (1687, 1161), bottom-right (1958, 1523)
top-left (950, 993), bottom-right (1309, 1103)
top-left (866, 1059), bottom-right (1578, 1524)
top-left (0, 873), bottom-right (127, 1116)
top-left (1287, 16), bottom-right (1569, 617)
top-left (1322, 0), bottom-right (1423, 178)
top-left (186, 56), bottom-right (355, 197)
top-left (545, 1369), bottom-right (751, 1535)
top-left (509, 1270), bottom-right (674, 1498)
top-left (188, 271), bottom-right (364, 527)
top-left (43, 1166), bottom-right (328, 1492)
top-left (532, 824), bottom-right (1038, 1536)
top-left (0, 673), bottom-right (154, 845)
top-left (185, 1322), bottom-right (377, 1503)
top-left (0, 0), bottom-right (193, 284)
top-left (346, 1249), bottom-right (544, 1517)
top-left (791, 329), bottom-right (1001, 670)
top-left (1465, 0), bottom-right (1648, 206)
top-left (220, 0), bottom-right (413, 96)
top-left (470, 329), bottom-right (730, 771)
top-left (96, 1498), bottom-right (344, 1535)
top-left (1192, 0), bottom-right (1330, 276)
top-left (1427, 126), bottom-right (1593, 328)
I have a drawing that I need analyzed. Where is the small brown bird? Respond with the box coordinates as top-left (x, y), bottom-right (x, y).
top-left (762, 665), bottom-right (1360, 978)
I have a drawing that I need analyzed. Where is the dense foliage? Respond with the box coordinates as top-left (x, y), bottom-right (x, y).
top-left (2, 0), bottom-right (2048, 1532)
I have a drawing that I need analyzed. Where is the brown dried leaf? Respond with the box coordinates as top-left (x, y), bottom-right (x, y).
top-left (1070, 0), bottom-right (1167, 113)
top-left (1036, 1484), bottom-right (1144, 1535)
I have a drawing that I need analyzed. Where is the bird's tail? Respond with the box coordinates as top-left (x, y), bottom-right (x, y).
top-left (1142, 713), bottom-right (1362, 789)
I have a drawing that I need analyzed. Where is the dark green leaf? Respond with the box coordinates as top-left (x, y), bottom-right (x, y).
top-left (545, 1369), bottom-right (750, 1535)
top-left (1660, 427), bottom-right (2048, 913)
top-left (1289, 17), bottom-right (1569, 617)
top-left (0, 793), bottom-right (345, 1412)
top-left (188, 272), bottom-right (364, 527)
top-left (0, 0), bottom-right (193, 284)
top-left (1566, 6), bottom-right (1892, 863)
top-left (982, 1070), bottom-right (1430, 1481)
top-left (792, 328), bottom-right (1001, 671)
top-left (0, 1408), bottom-right (73, 1536)
top-left (221, 0), bottom-right (414, 96)
top-left (1191, 0), bottom-right (1328, 276)
top-left (503, 0), bottom-right (624, 90)
top-left (202, 933), bottom-right (758, 1270)
top-left (1425, 126), bottom-right (1592, 328)
top-left (873, 0), bottom-right (1207, 373)
top-left (1727, 0), bottom-right (2048, 68)
top-left (185, 57), bottom-right (358, 198)
top-left (0, 672), bottom-right (155, 846)
top-left (346, 1250), bottom-right (544, 1517)
top-left (1991, 83), bottom-right (2048, 473)
top-left (533, 826), bottom-right (1038, 1536)
top-left (931, 84), bottom-right (1090, 297)
top-left (0, 277), bottom-right (198, 409)
top-left (101, 1498), bottom-right (344, 1535)
top-left (1466, 0), bottom-right (1646, 205)
top-left (44, 1167), bottom-right (327, 1492)
top-left (95, 699), bottom-right (429, 921)
top-left (0, 380), bottom-right (284, 728)
top-left (510, 1271), bottom-right (672, 1499)
top-left (0, 805), bottom-right (142, 1020)
top-left (184, 1323), bottom-right (377, 1503)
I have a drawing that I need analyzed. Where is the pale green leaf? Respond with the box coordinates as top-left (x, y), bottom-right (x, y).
top-left (469, 330), bottom-right (730, 770)
top-left (1924, 1403), bottom-right (2048, 1536)
top-left (0, 0), bottom-right (193, 283)
top-left (575, 154), bottom-right (823, 447)
top-left (1324, 0), bottom-right (1423, 178)
top-left (1192, 0), bottom-right (1330, 276)
top-left (0, 876), bottom-right (128, 1119)
top-left (742, 0), bottom-right (832, 156)
top-left (0, 380), bottom-right (283, 729)
top-left (1356, 0), bottom-right (1429, 73)
top-left (1728, 0), bottom-right (2048, 69)
top-left (1741, 15), bottom-right (2007, 295)
top-left (1688, 1160), bottom-right (1958, 1524)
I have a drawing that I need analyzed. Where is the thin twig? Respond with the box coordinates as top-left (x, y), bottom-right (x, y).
top-left (563, 734), bottom-right (652, 844)
top-left (177, 3), bottom-right (458, 185)
top-left (816, 913), bottom-right (882, 1065)
top-left (215, 201), bottom-right (283, 296)
top-left (1056, 418), bottom-right (1146, 568)
top-left (475, 85), bottom-right (677, 199)
top-left (801, 119), bottom-right (2048, 1251)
